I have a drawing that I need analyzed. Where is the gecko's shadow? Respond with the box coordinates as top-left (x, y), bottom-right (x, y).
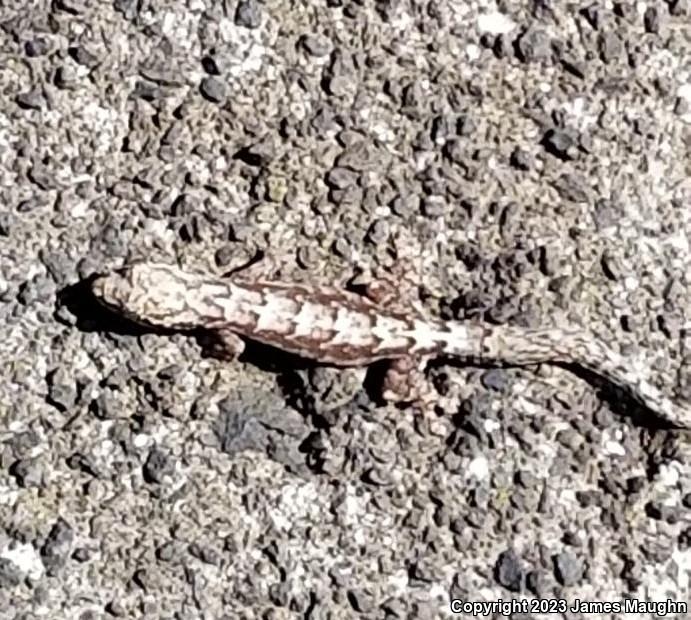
top-left (59, 276), bottom-right (148, 337)
top-left (562, 363), bottom-right (679, 432)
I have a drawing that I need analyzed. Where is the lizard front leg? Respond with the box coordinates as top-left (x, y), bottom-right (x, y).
top-left (200, 328), bottom-right (246, 361)
top-left (382, 356), bottom-right (435, 405)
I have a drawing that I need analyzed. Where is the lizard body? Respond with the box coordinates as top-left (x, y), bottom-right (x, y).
top-left (91, 262), bottom-right (691, 428)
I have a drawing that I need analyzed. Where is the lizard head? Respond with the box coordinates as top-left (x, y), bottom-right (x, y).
top-left (91, 262), bottom-right (200, 329)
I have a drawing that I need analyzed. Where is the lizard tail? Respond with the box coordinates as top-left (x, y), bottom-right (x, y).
top-left (443, 323), bottom-right (691, 428)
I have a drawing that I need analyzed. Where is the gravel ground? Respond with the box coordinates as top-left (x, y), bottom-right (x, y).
top-left (1, 1), bottom-right (691, 618)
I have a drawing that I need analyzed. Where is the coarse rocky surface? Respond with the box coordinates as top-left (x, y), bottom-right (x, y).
top-left (0, 1), bottom-right (690, 619)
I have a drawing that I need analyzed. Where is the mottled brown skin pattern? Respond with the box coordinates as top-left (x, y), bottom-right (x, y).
top-left (205, 280), bottom-right (430, 363)
top-left (92, 264), bottom-right (447, 364)
top-left (90, 262), bottom-right (691, 428)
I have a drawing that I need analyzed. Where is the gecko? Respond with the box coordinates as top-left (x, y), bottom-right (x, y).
top-left (90, 262), bottom-right (691, 428)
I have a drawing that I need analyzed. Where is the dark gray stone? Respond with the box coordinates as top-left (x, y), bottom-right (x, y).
top-left (143, 447), bottom-right (175, 484)
top-left (494, 549), bottom-right (523, 592)
top-left (553, 551), bottom-right (583, 586)
top-left (200, 77), bottom-right (227, 104)
top-left (41, 518), bottom-right (75, 576)
top-left (235, 0), bottom-right (262, 28)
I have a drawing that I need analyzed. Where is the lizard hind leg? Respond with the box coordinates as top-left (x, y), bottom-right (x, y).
top-left (381, 356), bottom-right (436, 405)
